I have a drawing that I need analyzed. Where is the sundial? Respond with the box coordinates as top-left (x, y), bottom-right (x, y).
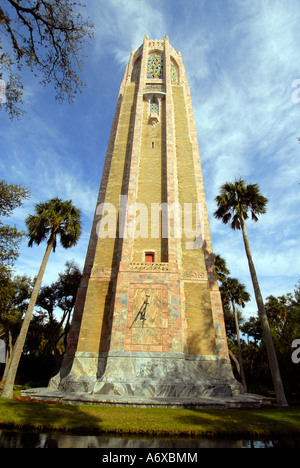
top-left (130, 294), bottom-right (150, 329)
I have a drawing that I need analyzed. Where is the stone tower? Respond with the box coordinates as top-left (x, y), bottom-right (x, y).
top-left (47, 36), bottom-right (245, 404)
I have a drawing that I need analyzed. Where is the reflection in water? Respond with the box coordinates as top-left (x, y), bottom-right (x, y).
top-left (0, 430), bottom-right (299, 448)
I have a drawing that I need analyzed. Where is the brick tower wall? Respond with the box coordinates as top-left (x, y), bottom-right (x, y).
top-left (52, 36), bottom-right (234, 396)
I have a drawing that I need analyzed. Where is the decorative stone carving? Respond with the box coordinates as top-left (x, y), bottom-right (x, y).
top-left (182, 270), bottom-right (206, 280)
top-left (145, 84), bottom-right (165, 92)
top-left (129, 262), bottom-right (170, 272)
top-left (148, 40), bottom-right (164, 49)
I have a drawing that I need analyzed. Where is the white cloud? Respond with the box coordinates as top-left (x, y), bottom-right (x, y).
top-left (185, 1), bottom-right (300, 297)
top-left (89, 0), bottom-right (167, 65)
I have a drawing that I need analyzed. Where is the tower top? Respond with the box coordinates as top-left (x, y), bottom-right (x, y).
top-left (124, 35), bottom-right (184, 96)
top-left (131, 36), bottom-right (181, 57)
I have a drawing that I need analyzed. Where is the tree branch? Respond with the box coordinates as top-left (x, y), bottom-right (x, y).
top-left (1, 0), bottom-right (93, 116)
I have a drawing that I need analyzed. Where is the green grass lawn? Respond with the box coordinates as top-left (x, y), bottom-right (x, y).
top-left (0, 395), bottom-right (299, 439)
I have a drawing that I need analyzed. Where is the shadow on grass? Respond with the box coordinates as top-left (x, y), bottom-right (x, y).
top-left (172, 407), bottom-right (300, 438)
top-left (0, 398), bottom-right (103, 434)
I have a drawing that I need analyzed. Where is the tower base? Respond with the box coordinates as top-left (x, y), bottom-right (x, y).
top-left (21, 351), bottom-right (272, 408)
top-left (51, 351), bottom-right (242, 396)
top-left (21, 388), bottom-right (271, 409)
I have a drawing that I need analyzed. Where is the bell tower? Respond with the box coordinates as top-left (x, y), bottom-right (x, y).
top-left (47, 36), bottom-right (244, 403)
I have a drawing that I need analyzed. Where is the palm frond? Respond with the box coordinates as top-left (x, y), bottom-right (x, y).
top-left (214, 178), bottom-right (268, 230)
top-left (26, 198), bottom-right (82, 251)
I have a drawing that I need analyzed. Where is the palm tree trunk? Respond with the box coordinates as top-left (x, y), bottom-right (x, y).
top-left (1, 330), bottom-right (13, 383)
top-left (229, 349), bottom-right (240, 375)
top-left (231, 300), bottom-right (247, 393)
top-left (1, 240), bottom-right (53, 399)
top-left (240, 216), bottom-right (288, 407)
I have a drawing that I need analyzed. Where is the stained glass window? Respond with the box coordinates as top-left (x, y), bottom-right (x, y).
top-left (147, 53), bottom-right (163, 79)
top-left (150, 100), bottom-right (159, 114)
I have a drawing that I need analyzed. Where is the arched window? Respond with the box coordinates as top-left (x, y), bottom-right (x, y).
top-left (171, 60), bottom-right (179, 84)
top-left (147, 53), bottom-right (163, 79)
top-left (148, 95), bottom-right (160, 125)
top-left (131, 58), bottom-right (141, 82)
top-left (150, 97), bottom-right (159, 115)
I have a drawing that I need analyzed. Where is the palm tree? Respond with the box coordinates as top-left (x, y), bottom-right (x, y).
top-left (1, 198), bottom-right (81, 399)
top-left (214, 179), bottom-right (288, 407)
top-left (213, 253), bottom-right (230, 283)
top-left (220, 277), bottom-right (250, 392)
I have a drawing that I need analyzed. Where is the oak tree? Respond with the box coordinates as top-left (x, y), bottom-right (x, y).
top-left (0, 0), bottom-right (93, 118)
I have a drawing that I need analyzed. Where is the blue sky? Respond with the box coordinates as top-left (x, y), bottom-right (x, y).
top-left (1, 0), bottom-right (300, 320)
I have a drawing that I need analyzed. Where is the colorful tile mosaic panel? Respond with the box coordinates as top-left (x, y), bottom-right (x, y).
top-left (147, 53), bottom-right (163, 79)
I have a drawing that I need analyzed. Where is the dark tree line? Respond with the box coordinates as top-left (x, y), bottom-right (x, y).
top-left (0, 180), bottom-right (82, 393)
top-left (215, 253), bottom-right (300, 401)
top-left (0, 259), bottom-right (81, 385)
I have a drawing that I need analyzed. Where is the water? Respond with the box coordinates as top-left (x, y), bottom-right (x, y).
top-left (0, 429), bottom-right (299, 448)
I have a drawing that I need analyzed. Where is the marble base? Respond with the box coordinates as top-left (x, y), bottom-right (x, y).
top-left (21, 388), bottom-right (271, 409)
top-left (22, 351), bottom-right (272, 408)
top-left (44, 351), bottom-right (245, 402)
